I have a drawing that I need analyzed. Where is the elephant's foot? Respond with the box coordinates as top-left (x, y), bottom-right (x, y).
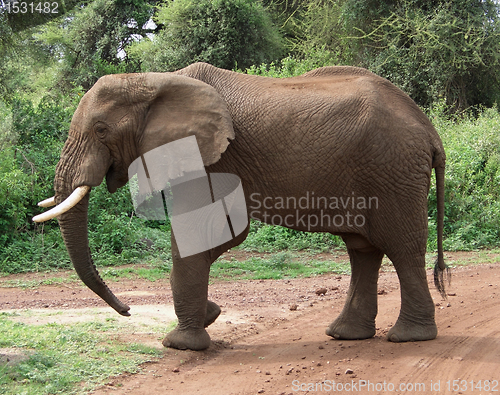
top-left (326, 314), bottom-right (376, 340)
top-left (162, 327), bottom-right (211, 351)
top-left (387, 318), bottom-right (437, 342)
top-left (205, 300), bottom-right (221, 327)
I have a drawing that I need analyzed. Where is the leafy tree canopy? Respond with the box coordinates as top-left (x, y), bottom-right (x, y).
top-left (35, 0), bottom-right (157, 90)
top-left (350, 0), bottom-right (500, 110)
top-left (128, 0), bottom-right (285, 71)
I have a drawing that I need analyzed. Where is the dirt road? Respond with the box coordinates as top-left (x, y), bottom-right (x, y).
top-left (1, 256), bottom-right (499, 394)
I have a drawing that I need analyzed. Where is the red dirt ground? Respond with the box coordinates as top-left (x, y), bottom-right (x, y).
top-left (1, 252), bottom-right (500, 395)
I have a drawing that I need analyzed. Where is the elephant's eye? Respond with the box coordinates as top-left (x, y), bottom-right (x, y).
top-left (94, 122), bottom-right (107, 138)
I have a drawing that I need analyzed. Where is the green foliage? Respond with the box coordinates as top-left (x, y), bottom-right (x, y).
top-left (2, 0), bottom-right (82, 32)
top-left (0, 13), bottom-right (14, 98)
top-left (0, 148), bottom-right (33, 247)
top-left (86, 183), bottom-right (172, 266)
top-left (277, 0), bottom-right (500, 111)
top-left (0, 228), bottom-right (71, 274)
top-left (261, 0), bottom-right (307, 43)
top-left (129, 0), bottom-right (284, 71)
top-left (284, 0), bottom-right (348, 57)
top-left (0, 27), bottom-right (59, 102)
top-left (11, 95), bottom-right (73, 146)
top-left (244, 48), bottom-right (339, 78)
top-left (428, 105), bottom-right (500, 250)
top-left (87, 184), bottom-right (136, 251)
top-left (0, 94), bottom-right (72, 251)
top-left (0, 100), bottom-right (14, 148)
top-left (241, 220), bottom-right (343, 253)
top-left (36, 0), bottom-right (154, 90)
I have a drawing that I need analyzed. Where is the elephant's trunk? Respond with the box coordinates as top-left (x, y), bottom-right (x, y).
top-left (57, 192), bottom-right (131, 316)
top-left (39, 131), bottom-right (131, 315)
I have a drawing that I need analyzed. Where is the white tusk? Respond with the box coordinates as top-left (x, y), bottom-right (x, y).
top-left (32, 186), bottom-right (90, 223)
top-left (38, 196), bottom-right (56, 207)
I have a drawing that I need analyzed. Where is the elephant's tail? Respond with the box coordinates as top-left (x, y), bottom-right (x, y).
top-left (433, 163), bottom-right (450, 299)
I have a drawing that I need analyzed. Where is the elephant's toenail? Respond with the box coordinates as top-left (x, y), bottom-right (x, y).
top-left (389, 334), bottom-right (400, 342)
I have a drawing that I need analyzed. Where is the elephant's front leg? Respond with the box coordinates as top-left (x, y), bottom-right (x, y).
top-left (163, 219), bottom-right (250, 350)
top-left (162, 235), bottom-right (216, 351)
top-left (326, 235), bottom-right (383, 340)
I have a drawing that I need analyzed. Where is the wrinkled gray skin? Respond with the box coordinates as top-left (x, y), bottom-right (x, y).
top-left (52, 63), bottom-right (446, 351)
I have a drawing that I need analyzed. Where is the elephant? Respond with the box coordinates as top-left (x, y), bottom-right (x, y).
top-left (33, 62), bottom-right (447, 351)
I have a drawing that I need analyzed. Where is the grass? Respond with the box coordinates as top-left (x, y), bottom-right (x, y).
top-left (0, 250), bottom-right (351, 288)
top-left (1, 249), bottom-right (499, 289)
top-left (0, 312), bottom-right (165, 395)
top-left (443, 248), bottom-right (500, 267)
top-left (211, 251), bottom-right (350, 280)
top-left (101, 265), bottom-right (171, 282)
top-left (0, 277), bottom-right (70, 289)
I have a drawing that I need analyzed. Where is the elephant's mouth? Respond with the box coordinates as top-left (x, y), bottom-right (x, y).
top-left (106, 163), bottom-right (129, 193)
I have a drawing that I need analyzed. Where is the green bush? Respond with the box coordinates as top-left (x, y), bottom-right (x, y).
top-left (35, 0), bottom-right (150, 90)
top-left (128, 0), bottom-right (285, 71)
top-left (244, 48), bottom-right (339, 78)
top-left (11, 95), bottom-right (72, 146)
top-left (0, 228), bottom-right (70, 273)
top-left (241, 220), bottom-right (343, 252)
top-left (278, 0), bottom-right (500, 111)
top-left (429, 105), bottom-right (500, 250)
top-left (0, 94), bottom-right (70, 270)
top-left (0, 94), bottom-right (71, 249)
top-left (0, 148), bottom-right (33, 247)
top-left (0, 99), bottom-right (13, 148)
top-left (88, 183), bottom-right (139, 255)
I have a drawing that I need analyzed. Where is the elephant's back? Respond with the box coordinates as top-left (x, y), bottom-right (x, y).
top-left (299, 65), bottom-right (376, 79)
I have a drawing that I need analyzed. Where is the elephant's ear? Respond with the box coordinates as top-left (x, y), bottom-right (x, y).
top-left (141, 73), bottom-right (235, 167)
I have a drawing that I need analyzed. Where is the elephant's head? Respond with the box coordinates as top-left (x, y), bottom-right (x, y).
top-left (33, 73), bottom-right (234, 315)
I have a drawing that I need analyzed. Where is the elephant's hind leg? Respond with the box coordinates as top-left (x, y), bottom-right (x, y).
top-left (326, 234), bottom-right (383, 340)
top-left (387, 256), bottom-right (437, 342)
